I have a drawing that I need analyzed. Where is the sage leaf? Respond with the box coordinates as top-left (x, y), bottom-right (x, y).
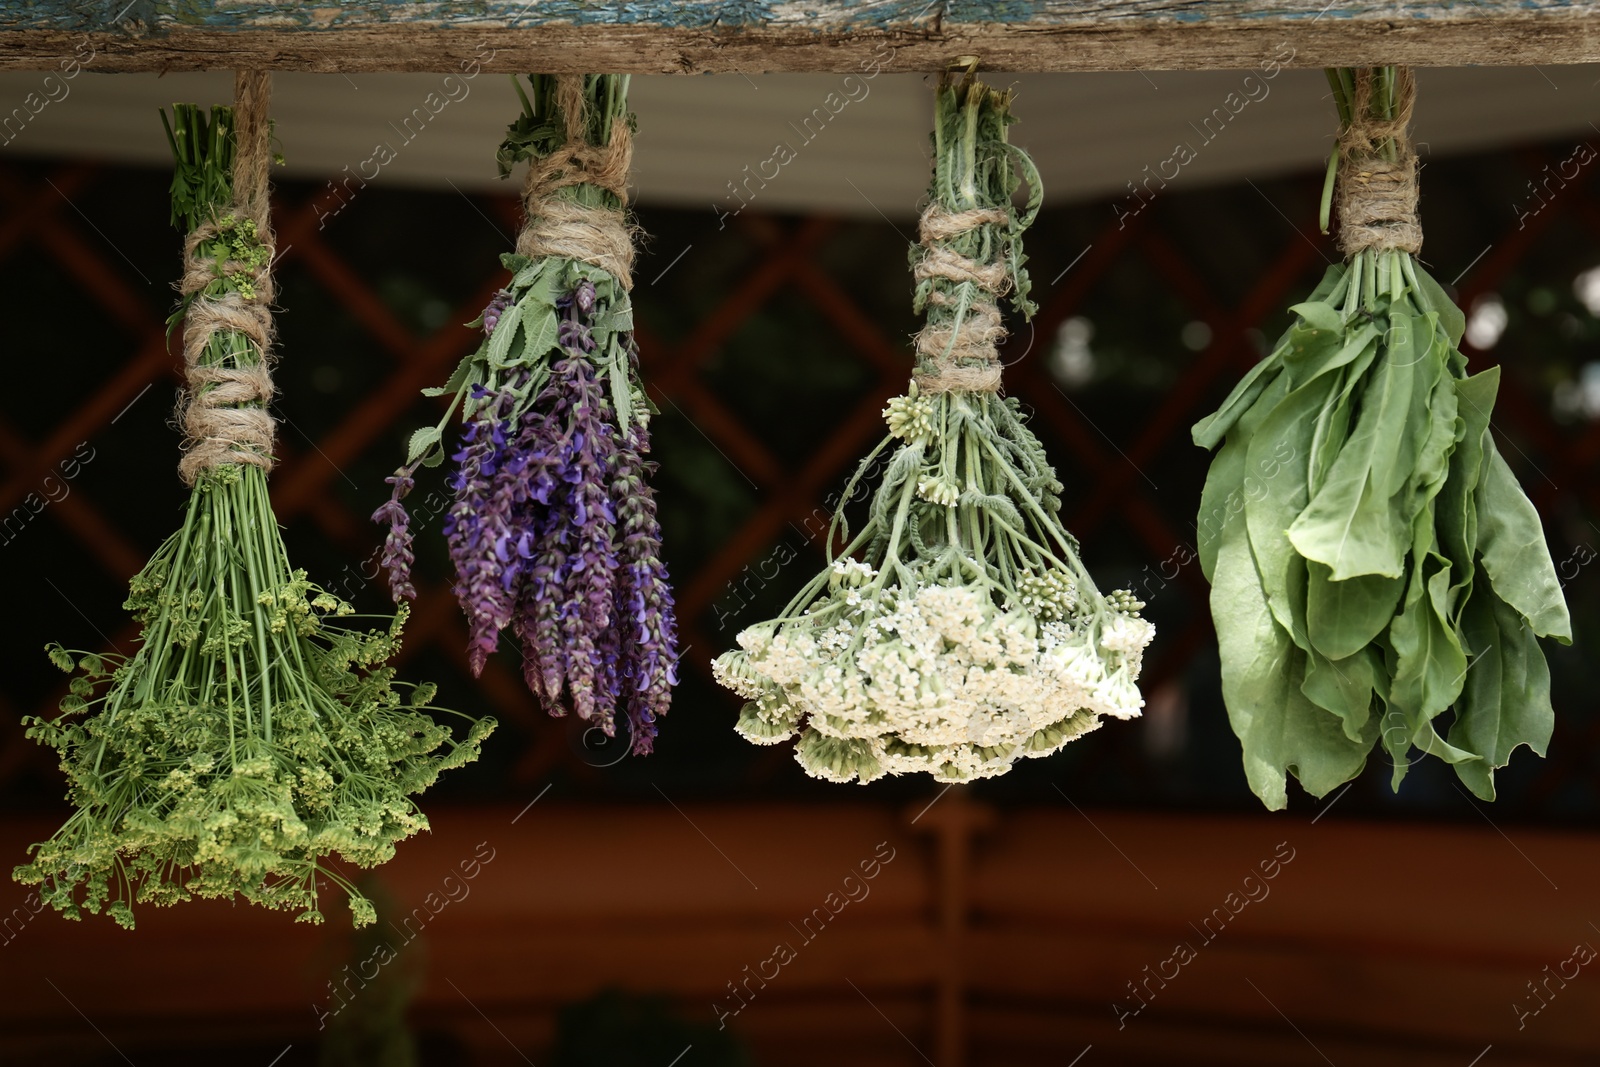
top-left (406, 426), bottom-right (442, 465)
top-left (521, 303), bottom-right (560, 363)
top-left (421, 349), bottom-right (480, 399)
top-left (509, 257), bottom-right (545, 291)
top-left (609, 340), bottom-right (632, 432)
top-left (485, 296), bottom-right (525, 368)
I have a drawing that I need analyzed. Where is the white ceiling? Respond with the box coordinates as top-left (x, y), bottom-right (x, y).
top-left (2, 64), bottom-right (1597, 219)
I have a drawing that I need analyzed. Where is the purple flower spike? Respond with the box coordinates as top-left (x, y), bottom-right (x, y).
top-left (418, 278), bottom-right (677, 749)
top-left (558, 318), bottom-right (595, 354)
top-left (372, 468), bottom-right (417, 602)
top-left (526, 356), bottom-right (619, 728)
top-left (446, 392), bottom-right (524, 676)
top-left (609, 425), bottom-right (678, 754)
top-left (482, 289), bottom-right (513, 336)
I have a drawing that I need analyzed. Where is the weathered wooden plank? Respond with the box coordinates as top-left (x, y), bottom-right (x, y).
top-left (0, 2), bottom-right (1597, 72)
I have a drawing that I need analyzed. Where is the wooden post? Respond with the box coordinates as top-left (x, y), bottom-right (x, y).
top-left (909, 786), bottom-right (997, 1067)
top-left (2, 2), bottom-right (1599, 74)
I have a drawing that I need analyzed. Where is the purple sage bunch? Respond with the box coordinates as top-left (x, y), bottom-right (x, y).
top-left (375, 75), bottom-right (676, 752)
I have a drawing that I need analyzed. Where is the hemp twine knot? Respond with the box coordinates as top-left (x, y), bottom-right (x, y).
top-left (516, 75), bottom-right (637, 289)
top-left (912, 204), bottom-right (1012, 394)
top-left (1336, 67), bottom-right (1422, 257)
top-left (177, 69), bottom-right (278, 486)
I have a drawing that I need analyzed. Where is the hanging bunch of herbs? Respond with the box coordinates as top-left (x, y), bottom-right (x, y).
top-left (713, 72), bottom-right (1152, 785)
top-left (14, 83), bottom-right (494, 929)
top-left (376, 74), bottom-right (676, 753)
top-left (1192, 67), bottom-right (1570, 810)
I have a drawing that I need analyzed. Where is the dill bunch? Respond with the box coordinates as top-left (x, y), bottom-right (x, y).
top-left (15, 98), bottom-right (494, 929)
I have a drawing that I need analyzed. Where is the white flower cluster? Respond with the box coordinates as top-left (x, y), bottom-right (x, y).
top-left (883, 394), bottom-right (937, 445)
top-left (1015, 568), bottom-right (1077, 622)
top-left (917, 475), bottom-right (959, 506)
top-left (713, 567), bottom-right (1153, 784)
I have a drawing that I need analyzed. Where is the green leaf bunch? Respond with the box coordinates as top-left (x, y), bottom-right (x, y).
top-left (1193, 68), bottom-right (1572, 810)
top-left (13, 104), bottom-right (494, 929)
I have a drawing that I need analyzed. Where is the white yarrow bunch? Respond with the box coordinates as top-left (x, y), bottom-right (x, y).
top-left (714, 74), bottom-right (1153, 784)
top-left (714, 574), bottom-right (1149, 783)
top-left (713, 390), bottom-right (1154, 784)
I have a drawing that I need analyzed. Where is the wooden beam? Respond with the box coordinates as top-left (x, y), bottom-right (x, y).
top-left (0, 2), bottom-right (1598, 74)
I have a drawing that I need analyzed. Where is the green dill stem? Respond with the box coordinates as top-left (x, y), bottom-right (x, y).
top-left (1326, 67), bottom-right (1352, 128)
top-left (1336, 67), bottom-right (1357, 116)
top-left (236, 539), bottom-right (263, 748)
top-left (137, 504), bottom-right (200, 701)
top-left (510, 74), bottom-right (534, 122)
top-left (237, 473), bottom-right (274, 745)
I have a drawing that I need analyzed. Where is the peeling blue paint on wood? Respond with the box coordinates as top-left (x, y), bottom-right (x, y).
top-left (1, 0), bottom-right (1596, 73)
top-left (4, 0), bottom-right (1597, 34)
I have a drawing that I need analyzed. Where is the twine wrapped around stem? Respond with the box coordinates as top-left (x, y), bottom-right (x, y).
top-left (908, 72), bottom-right (1036, 396)
top-left (176, 69), bottom-right (278, 485)
top-left (912, 204), bottom-right (1012, 394)
top-left (1336, 67), bottom-right (1422, 257)
top-left (515, 74), bottom-right (637, 289)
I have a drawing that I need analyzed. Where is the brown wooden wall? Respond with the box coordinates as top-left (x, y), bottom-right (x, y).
top-left (2, 801), bottom-right (1597, 1066)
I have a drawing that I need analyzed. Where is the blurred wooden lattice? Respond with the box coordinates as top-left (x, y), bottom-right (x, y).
top-left (0, 144), bottom-right (1594, 816)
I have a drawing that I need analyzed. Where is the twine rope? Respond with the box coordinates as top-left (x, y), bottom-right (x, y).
top-left (176, 69), bottom-right (278, 485)
top-left (1336, 67), bottom-right (1422, 256)
top-left (912, 204), bottom-right (1011, 394)
top-left (515, 75), bottom-right (637, 289)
